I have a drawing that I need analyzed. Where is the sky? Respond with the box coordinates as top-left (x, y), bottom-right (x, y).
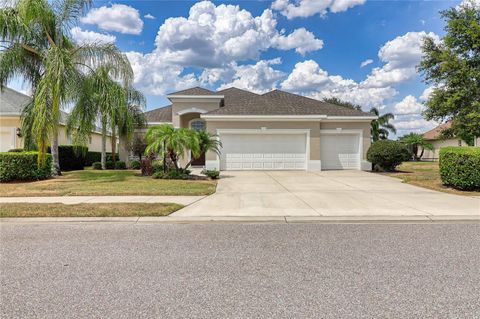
top-left (6, 0), bottom-right (474, 137)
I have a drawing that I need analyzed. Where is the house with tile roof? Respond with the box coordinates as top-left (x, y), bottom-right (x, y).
top-left (0, 87), bottom-right (113, 152)
top-left (141, 87), bottom-right (377, 171)
top-left (421, 122), bottom-right (467, 160)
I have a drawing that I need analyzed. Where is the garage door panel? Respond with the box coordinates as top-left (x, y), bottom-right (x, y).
top-left (320, 134), bottom-right (360, 170)
top-left (220, 133), bottom-right (307, 170)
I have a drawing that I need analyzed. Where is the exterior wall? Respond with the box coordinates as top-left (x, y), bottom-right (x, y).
top-left (171, 100), bottom-right (221, 127)
top-left (423, 138), bottom-right (464, 160)
top-left (0, 115), bottom-right (112, 152)
top-left (180, 112), bottom-right (202, 128)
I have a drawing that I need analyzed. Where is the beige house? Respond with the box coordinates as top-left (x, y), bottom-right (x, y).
top-left (0, 87), bottom-right (112, 152)
top-left (422, 122), bottom-right (466, 160)
top-left (143, 87), bottom-right (376, 171)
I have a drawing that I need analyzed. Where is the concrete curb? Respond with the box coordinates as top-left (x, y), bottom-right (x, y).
top-left (1, 215), bottom-right (478, 224)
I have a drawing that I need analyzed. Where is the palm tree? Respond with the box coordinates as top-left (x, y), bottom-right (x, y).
top-left (0, 0), bottom-right (131, 175)
top-left (400, 133), bottom-right (433, 161)
top-left (145, 124), bottom-right (199, 172)
top-left (185, 130), bottom-right (222, 170)
top-left (370, 107), bottom-right (397, 141)
top-left (68, 64), bottom-right (132, 169)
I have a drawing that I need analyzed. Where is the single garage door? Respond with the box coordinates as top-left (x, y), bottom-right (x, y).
top-left (320, 134), bottom-right (360, 170)
top-left (219, 133), bottom-right (307, 170)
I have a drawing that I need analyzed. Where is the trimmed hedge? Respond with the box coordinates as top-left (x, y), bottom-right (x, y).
top-left (367, 140), bottom-right (410, 172)
top-left (115, 161), bottom-right (127, 169)
top-left (0, 152), bottom-right (52, 182)
top-left (84, 152), bottom-right (118, 166)
top-left (130, 160), bottom-right (141, 169)
top-left (56, 145), bottom-right (87, 171)
top-left (92, 162), bottom-right (102, 170)
top-left (439, 147), bottom-right (480, 191)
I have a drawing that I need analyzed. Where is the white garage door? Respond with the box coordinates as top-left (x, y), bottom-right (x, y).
top-left (220, 133), bottom-right (307, 170)
top-left (320, 134), bottom-right (360, 170)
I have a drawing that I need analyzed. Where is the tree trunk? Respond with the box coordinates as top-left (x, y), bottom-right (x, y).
top-left (163, 141), bottom-right (167, 173)
top-left (419, 148), bottom-right (425, 160)
top-left (111, 132), bottom-right (117, 168)
top-left (101, 123), bottom-right (107, 170)
top-left (51, 129), bottom-right (61, 176)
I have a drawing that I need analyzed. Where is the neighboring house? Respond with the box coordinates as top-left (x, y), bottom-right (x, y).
top-left (142, 87), bottom-right (376, 171)
top-left (422, 122), bottom-right (466, 160)
top-left (0, 87), bottom-right (112, 152)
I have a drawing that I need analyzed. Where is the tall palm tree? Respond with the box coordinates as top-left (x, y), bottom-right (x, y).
top-left (67, 64), bottom-right (132, 169)
top-left (0, 0), bottom-right (131, 175)
top-left (370, 107), bottom-right (397, 141)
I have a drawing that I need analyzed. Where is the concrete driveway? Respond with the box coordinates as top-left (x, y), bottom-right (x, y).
top-left (173, 170), bottom-right (480, 217)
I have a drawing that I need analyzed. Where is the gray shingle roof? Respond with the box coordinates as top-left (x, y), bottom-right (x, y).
top-left (144, 105), bottom-right (172, 123)
top-left (168, 87), bottom-right (217, 96)
top-left (0, 87), bottom-right (31, 114)
top-left (207, 88), bottom-right (373, 117)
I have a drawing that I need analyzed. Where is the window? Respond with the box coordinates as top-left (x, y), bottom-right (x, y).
top-left (190, 119), bottom-right (205, 131)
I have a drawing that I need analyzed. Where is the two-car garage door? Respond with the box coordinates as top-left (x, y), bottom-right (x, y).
top-left (219, 133), bottom-right (307, 170)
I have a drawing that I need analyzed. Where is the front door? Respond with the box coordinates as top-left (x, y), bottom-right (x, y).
top-left (190, 118), bottom-right (206, 166)
top-left (191, 151), bottom-right (205, 166)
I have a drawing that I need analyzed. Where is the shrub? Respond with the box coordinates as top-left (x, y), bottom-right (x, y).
top-left (49, 145), bottom-right (87, 171)
top-left (84, 152), bottom-right (118, 166)
top-left (105, 161), bottom-right (114, 169)
top-left (130, 160), bottom-right (141, 169)
top-left (152, 169), bottom-right (190, 180)
top-left (0, 152), bottom-right (52, 182)
top-left (115, 161), bottom-right (127, 170)
top-left (202, 169), bottom-right (220, 179)
top-left (7, 148), bottom-right (23, 152)
top-left (439, 147), bottom-right (480, 190)
top-left (92, 162), bottom-right (102, 170)
top-left (152, 160), bottom-right (164, 173)
top-left (367, 140), bottom-right (410, 172)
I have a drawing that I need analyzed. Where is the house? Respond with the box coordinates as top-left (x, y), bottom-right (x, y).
top-left (0, 87), bottom-right (112, 152)
top-left (421, 122), bottom-right (467, 160)
top-left (141, 87), bottom-right (376, 171)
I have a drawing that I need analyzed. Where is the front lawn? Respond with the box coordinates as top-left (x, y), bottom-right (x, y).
top-left (0, 169), bottom-right (217, 197)
top-left (382, 161), bottom-right (480, 197)
top-left (0, 203), bottom-right (182, 218)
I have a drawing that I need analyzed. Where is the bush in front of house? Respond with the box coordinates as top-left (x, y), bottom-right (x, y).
top-left (105, 161), bottom-right (114, 169)
top-left (152, 160), bottom-right (164, 174)
top-left (92, 162), bottom-right (102, 170)
top-left (115, 161), bottom-right (127, 170)
top-left (130, 160), bottom-right (141, 169)
top-left (0, 152), bottom-right (52, 182)
top-left (202, 169), bottom-right (220, 179)
top-left (7, 148), bottom-right (24, 152)
top-left (84, 151), bottom-right (118, 166)
top-left (439, 147), bottom-right (480, 191)
top-left (56, 145), bottom-right (87, 171)
top-left (367, 140), bottom-right (410, 172)
top-left (152, 168), bottom-right (191, 180)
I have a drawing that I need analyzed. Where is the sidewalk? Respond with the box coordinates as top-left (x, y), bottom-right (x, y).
top-left (0, 196), bottom-right (205, 206)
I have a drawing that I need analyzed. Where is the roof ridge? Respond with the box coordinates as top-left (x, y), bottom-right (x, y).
top-left (217, 87), bottom-right (260, 95)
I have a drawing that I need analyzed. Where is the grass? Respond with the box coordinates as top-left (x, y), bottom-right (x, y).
top-left (381, 161), bottom-right (480, 197)
top-left (0, 203), bottom-right (183, 218)
top-left (0, 169), bottom-right (217, 197)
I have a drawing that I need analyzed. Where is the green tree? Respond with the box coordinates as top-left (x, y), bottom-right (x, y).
top-left (145, 124), bottom-right (199, 172)
top-left (0, 0), bottom-right (129, 175)
top-left (419, 0), bottom-right (480, 143)
top-left (185, 130), bottom-right (222, 170)
top-left (370, 107), bottom-right (397, 141)
top-left (323, 97), bottom-right (362, 111)
top-left (400, 133), bottom-right (433, 161)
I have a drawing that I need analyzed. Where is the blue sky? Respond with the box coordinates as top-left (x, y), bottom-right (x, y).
top-left (8, 0), bottom-right (468, 136)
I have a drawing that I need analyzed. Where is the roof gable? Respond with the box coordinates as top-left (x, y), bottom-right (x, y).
top-left (0, 87), bottom-right (32, 114)
top-left (168, 87), bottom-right (216, 96)
top-left (144, 105), bottom-right (172, 123)
top-left (423, 122), bottom-right (452, 140)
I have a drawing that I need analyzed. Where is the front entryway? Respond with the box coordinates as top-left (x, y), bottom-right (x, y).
top-left (191, 151), bottom-right (205, 166)
top-left (219, 131), bottom-right (308, 170)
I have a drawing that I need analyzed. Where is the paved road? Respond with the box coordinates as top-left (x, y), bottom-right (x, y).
top-left (1, 223), bottom-right (479, 318)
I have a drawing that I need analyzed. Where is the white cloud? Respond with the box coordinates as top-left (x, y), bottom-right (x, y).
top-left (81, 4), bottom-right (144, 35)
top-left (70, 27), bottom-right (116, 44)
top-left (360, 59), bottom-right (373, 68)
top-left (144, 14), bottom-right (155, 20)
top-left (281, 60), bottom-right (397, 109)
top-left (153, 1), bottom-right (323, 68)
top-left (393, 95), bottom-right (424, 115)
top-left (459, 0), bottom-right (480, 9)
top-left (420, 86), bottom-right (434, 101)
top-left (272, 0), bottom-right (366, 19)
top-left (216, 59), bottom-right (286, 93)
top-left (393, 115), bottom-right (438, 135)
top-left (362, 31), bottom-right (440, 88)
top-left (273, 28), bottom-right (324, 55)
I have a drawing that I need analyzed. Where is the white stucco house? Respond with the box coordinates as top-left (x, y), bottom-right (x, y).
top-left (142, 87), bottom-right (377, 171)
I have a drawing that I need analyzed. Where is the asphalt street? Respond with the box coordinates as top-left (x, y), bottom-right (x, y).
top-left (1, 222), bottom-right (479, 318)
